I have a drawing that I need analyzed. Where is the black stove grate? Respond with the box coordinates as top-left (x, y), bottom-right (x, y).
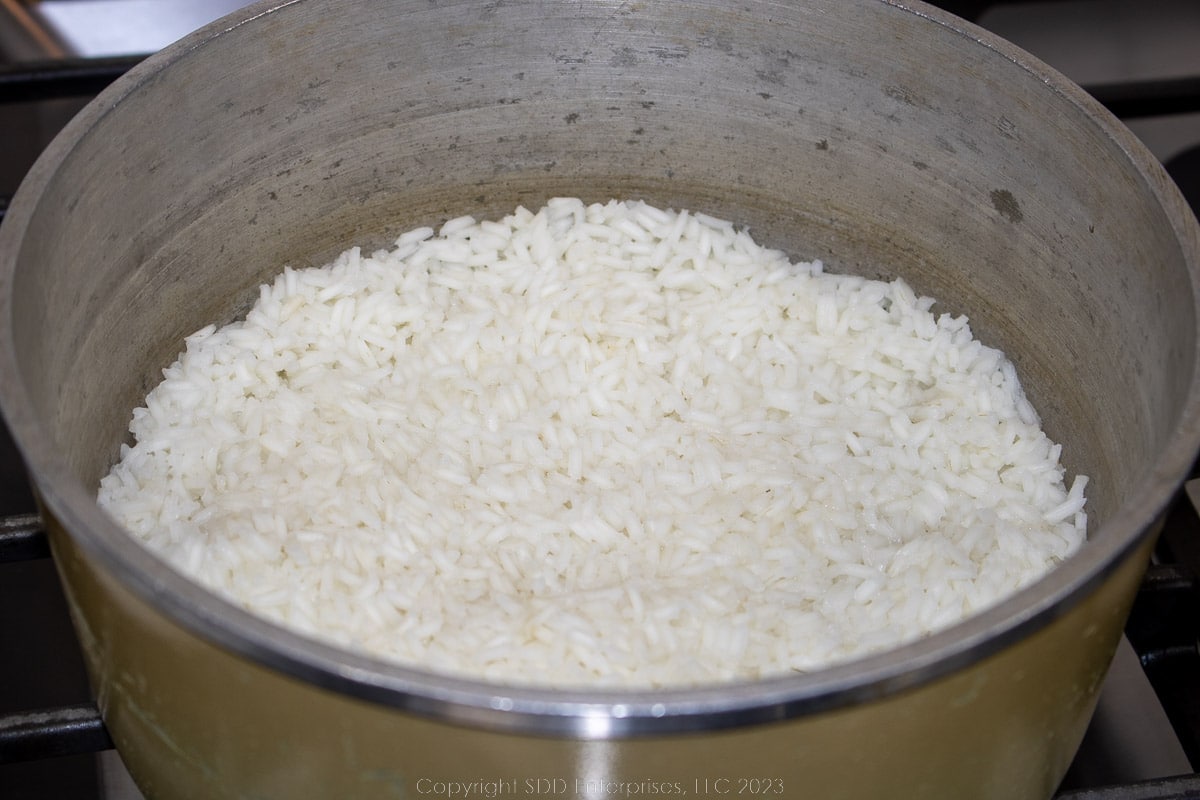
top-left (0, 55), bottom-right (140, 104)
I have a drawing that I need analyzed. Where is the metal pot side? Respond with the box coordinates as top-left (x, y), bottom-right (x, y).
top-left (47, 511), bottom-right (1155, 799)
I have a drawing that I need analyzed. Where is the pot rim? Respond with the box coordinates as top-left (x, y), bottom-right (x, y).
top-left (2, 0), bottom-right (1200, 739)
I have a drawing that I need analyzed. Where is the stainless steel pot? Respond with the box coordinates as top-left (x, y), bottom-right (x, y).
top-left (2, 1), bottom-right (1199, 798)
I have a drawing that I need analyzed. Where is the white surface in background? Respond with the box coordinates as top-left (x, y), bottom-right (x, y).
top-left (99, 750), bottom-right (144, 800)
top-left (35, 0), bottom-right (256, 57)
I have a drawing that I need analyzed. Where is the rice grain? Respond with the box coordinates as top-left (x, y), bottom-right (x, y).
top-left (98, 198), bottom-right (1087, 688)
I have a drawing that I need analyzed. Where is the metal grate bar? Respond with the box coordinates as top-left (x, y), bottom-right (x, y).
top-left (1085, 76), bottom-right (1200, 120)
top-left (0, 56), bottom-right (140, 104)
top-left (0, 704), bottom-right (112, 763)
top-left (1057, 773), bottom-right (1200, 799)
top-left (0, 513), bottom-right (48, 562)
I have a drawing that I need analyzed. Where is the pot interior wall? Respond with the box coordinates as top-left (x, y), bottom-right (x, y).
top-left (7, 0), bottom-right (1196, 542)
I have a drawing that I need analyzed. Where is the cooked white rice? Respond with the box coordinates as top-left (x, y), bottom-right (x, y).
top-left (97, 197), bottom-right (1087, 687)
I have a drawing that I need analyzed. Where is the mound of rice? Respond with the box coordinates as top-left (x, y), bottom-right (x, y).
top-left (98, 197), bottom-right (1087, 687)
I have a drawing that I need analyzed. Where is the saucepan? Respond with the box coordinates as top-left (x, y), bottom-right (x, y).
top-left (1, 0), bottom-right (1199, 797)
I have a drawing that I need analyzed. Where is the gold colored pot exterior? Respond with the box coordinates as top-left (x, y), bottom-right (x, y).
top-left (50, 512), bottom-right (1154, 800)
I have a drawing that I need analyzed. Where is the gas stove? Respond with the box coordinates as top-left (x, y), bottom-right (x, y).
top-left (1, 1), bottom-right (1199, 797)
